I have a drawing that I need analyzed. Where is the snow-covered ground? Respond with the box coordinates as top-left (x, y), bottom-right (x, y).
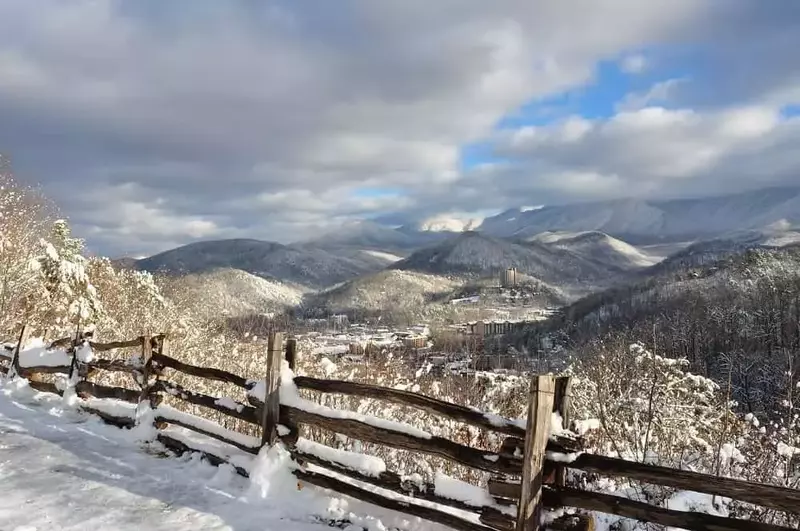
top-left (0, 380), bottom-right (455, 531)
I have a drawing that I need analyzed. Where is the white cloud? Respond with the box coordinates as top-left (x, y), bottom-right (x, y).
top-left (619, 53), bottom-right (648, 74)
top-left (0, 1), bottom-right (798, 254)
top-left (616, 78), bottom-right (686, 111)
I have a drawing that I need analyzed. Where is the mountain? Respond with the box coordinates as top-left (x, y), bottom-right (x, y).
top-left (529, 231), bottom-right (660, 269)
top-left (133, 238), bottom-right (390, 289)
top-left (305, 269), bottom-right (459, 315)
top-left (478, 186), bottom-right (800, 244)
top-left (391, 231), bottom-right (625, 294)
top-left (161, 268), bottom-right (306, 317)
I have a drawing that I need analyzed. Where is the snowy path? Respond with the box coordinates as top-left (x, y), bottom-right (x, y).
top-left (0, 382), bottom-right (333, 531)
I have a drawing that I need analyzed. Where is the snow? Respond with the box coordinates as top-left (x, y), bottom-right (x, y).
top-left (0, 379), bottom-right (469, 530)
top-left (249, 365), bottom-right (433, 440)
top-left (156, 405), bottom-right (260, 450)
top-left (214, 396), bottom-right (246, 413)
top-left (319, 357), bottom-right (337, 377)
top-left (433, 472), bottom-right (494, 507)
top-left (777, 442), bottom-right (800, 459)
top-left (545, 451), bottom-right (582, 463)
top-left (361, 250), bottom-right (403, 263)
top-left (82, 397), bottom-right (137, 418)
top-left (75, 341), bottom-right (95, 363)
top-left (573, 418), bottom-right (601, 435)
top-left (296, 437), bottom-right (387, 477)
top-left (8, 337), bottom-right (72, 368)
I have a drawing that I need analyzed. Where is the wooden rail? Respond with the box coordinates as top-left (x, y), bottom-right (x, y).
top-left (488, 453), bottom-right (800, 516)
top-left (294, 376), bottom-right (527, 438)
top-left (152, 352), bottom-right (250, 389)
top-left (543, 486), bottom-right (797, 531)
top-left (4, 327), bottom-right (800, 531)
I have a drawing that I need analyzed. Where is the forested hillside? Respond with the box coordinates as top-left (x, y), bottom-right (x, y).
top-left (554, 245), bottom-right (800, 415)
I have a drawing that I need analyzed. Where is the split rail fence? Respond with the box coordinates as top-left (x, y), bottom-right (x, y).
top-left (2, 326), bottom-right (800, 531)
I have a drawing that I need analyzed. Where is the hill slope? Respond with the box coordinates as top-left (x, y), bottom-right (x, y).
top-left (305, 269), bottom-right (459, 315)
top-left (529, 231), bottom-right (660, 269)
top-left (391, 231), bottom-right (623, 292)
top-left (134, 239), bottom-right (390, 289)
top-left (161, 268), bottom-right (306, 317)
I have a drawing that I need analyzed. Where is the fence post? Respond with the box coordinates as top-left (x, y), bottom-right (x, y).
top-left (261, 332), bottom-right (284, 447)
top-left (150, 336), bottom-right (167, 429)
top-left (9, 324), bottom-right (30, 378)
top-left (65, 329), bottom-right (85, 395)
top-left (136, 334), bottom-right (152, 428)
top-left (517, 375), bottom-right (555, 531)
top-left (282, 337), bottom-right (299, 446)
top-left (553, 376), bottom-right (572, 487)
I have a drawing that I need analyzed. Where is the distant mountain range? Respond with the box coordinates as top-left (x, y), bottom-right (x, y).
top-left (477, 186), bottom-right (800, 243)
top-left (118, 186), bottom-right (800, 315)
top-left (133, 238), bottom-right (396, 289)
top-left (392, 231), bottom-right (635, 289)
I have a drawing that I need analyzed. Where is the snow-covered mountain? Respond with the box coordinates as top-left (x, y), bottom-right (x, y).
top-left (133, 239), bottom-right (391, 289)
top-left (529, 231), bottom-right (661, 269)
top-left (392, 231), bottom-right (626, 293)
top-left (162, 267), bottom-right (306, 317)
top-left (416, 214), bottom-right (482, 233)
top-left (479, 186), bottom-right (800, 243)
top-left (306, 269), bottom-right (459, 315)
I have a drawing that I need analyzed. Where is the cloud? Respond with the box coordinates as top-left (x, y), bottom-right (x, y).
top-left (0, 0), bottom-right (798, 255)
top-left (616, 78), bottom-right (686, 111)
top-left (619, 53), bottom-right (648, 74)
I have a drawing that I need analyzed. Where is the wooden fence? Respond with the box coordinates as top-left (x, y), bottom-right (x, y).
top-left (2, 327), bottom-right (800, 531)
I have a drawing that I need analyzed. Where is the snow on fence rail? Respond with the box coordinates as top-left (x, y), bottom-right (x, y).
top-left (2, 327), bottom-right (800, 531)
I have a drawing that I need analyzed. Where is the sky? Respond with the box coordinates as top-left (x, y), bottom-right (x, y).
top-left (0, 1), bottom-right (799, 257)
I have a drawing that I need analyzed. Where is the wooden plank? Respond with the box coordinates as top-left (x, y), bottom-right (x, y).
top-left (260, 332), bottom-right (283, 446)
top-left (293, 376), bottom-right (527, 438)
top-left (282, 338), bottom-right (300, 446)
top-left (289, 446), bottom-right (513, 529)
top-left (155, 416), bottom-right (259, 455)
top-left (89, 358), bottom-right (140, 374)
top-left (149, 337), bottom-right (166, 423)
top-left (488, 477), bottom-right (523, 500)
top-left (282, 405), bottom-right (523, 475)
top-left (18, 365), bottom-right (70, 375)
top-left (517, 375), bottom-right (555, 531)
top-left (152, 380), bottom-right (259, 425)
top-left (80, 406), bottom-right (136, 429)
top-left (553, 376), bottom-right (572, 487)
top-left (293, 468), bottom-right (495, 531)
top-left (27, 380), bottom-right (61, 395)
top-left (543, 486), bottom-right (797, 531)
top-left (156, 433), bottom-right (250, 478)
top-left (566, 453), bottom-right (800, 516)
top-left (136, 334), bottom-right (152, 427)
top-left (260, 332), bottom-right (284, 445)
top-left (10, 325), bottom-right (30, 377)
top-left (88, 337), bottom-right (146, 352)
top-left (76, 381), bottom-right (140, 402)
top-left (151, 352), bottom-right (249, 389)
top-left (544, 514), bottom-right (594, 531)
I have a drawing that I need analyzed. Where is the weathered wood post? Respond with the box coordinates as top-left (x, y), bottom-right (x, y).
top-left (553, 376), bottom-right (573, 487)
top-left (282, 337), bottom-right (300, 446)
top-left (135, 334), bottom-right (152, 428)
top-left (9, 324), bottom-right (30, 378)
top-left (261, 332), bottom-right (284, 447)
top-left (517, 375), bottom-right (555, 531)
top-left (66, 328), bottom-right (85, 390)
top-left (150, 336), bottom-right (167, 429)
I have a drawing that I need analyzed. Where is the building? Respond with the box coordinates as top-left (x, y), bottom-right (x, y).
top-left (501, 267), bottom-right (518, 288)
